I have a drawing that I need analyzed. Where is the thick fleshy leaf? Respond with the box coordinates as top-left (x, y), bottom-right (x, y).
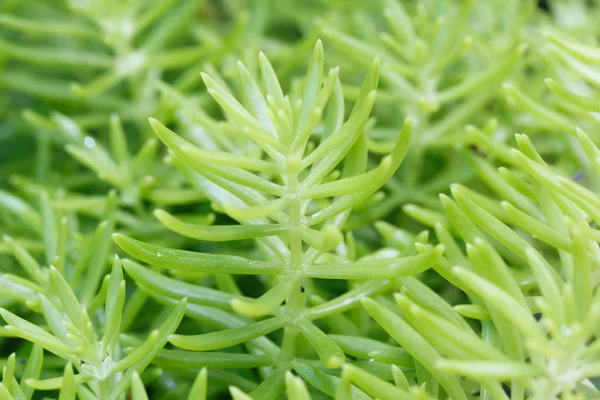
top-left (151, 349), bottom-right (274, 369)
top-left (437, 360), bottom-right (542, 379)
top-left (232, 273), bottom-right (299, 317)
top-left (361, 298), bottom-right (468, 400)
top-left (230, 386), bottom-right (254, 400)
top-left (102, 256), bottom-right (126, 355)
top-left (451, 267), bottom-right (545, 342)
top-left (48, 266), bottom-right (90, 337)
top-left (466, 239), bottom-right (525, 305)
top-left (122, 259), bottom-right (235, 308)
top-left (285, 371), bottom-right (311, 400)
top-left (80, 193), bottom-right (116, 305)
top-left (131, 372), bottom-right (149, 400)
top-left (328, 335), bottom-right (395, 360)
top-left (187, 369), bottom-right (207, 400)
top-left (155, 209), bottom-right (285, 241)
top-left (436, 45), bottom-right (524, 105)
top-left (341, 364), bottom-right (419, 400)
top-left (20, 345), bottom-right (43, 400)
top-left (307, 279), bottom-right (392, 319)
top-left (303, 245), bottom-right (443, 279)
top-left (451, 185), bottom-right (532, 261)
top-left (110, 298), bottom-right (187, 398)
top-left (368, 348), bottom-right (413, 368)
top-left (2, 236), bottom-right (43, 284)
top-left (398, 276), bottom-right (472, 332)
top-left (169, 315), bottom-right (290, 351)
top-left (0, 309), bottom-right (75, 362)
top-left (395, 294), bottom-right (508, 361)
top-left (58, 363), bottom-right (75, 400)
top-left (291, 361), bottom-right (370, 400)
top-left (113, 234), bottom-right (285, 275)
top-left (248, 368), bottom-right (286, 400)
top-left (296, 318), bottom-right (344, 369)
top-left (25, 373), bottom-right (92, 391)
top-left (306, 117), bottom-right (412, 226)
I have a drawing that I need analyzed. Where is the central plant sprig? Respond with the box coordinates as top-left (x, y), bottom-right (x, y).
top-left (113, 40), bottom-right (443, 396)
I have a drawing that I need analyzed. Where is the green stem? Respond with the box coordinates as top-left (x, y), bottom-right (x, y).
top-left (279, 166), bottom-right (304, 364)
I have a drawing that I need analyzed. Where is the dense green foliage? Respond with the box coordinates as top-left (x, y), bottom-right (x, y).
top-left (2, 0), bottom-right (600, 399)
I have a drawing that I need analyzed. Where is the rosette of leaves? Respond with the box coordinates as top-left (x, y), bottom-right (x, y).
top-left (112, 41), bottom-right (446, 397)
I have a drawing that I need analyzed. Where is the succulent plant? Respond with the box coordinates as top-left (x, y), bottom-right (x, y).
top-left (3, 1), bottom-right (600, 399)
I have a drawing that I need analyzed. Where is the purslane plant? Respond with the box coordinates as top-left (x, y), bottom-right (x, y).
top-left (112, 41), bottom-right (446, 397)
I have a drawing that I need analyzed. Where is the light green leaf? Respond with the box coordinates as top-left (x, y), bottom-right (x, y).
top-left (155, 209), bottom-right (285, 241)
top-left (20, 345), bottom-right (43, 400)
top-left (230, 386), bottom-right (254, 400)
top-left (437, 360), bottom-right (541, 379)
top-left (451, 267), bottom-right (545, 342)
top-left (451, 185), bottom-right (531, 260)
top-left (122, 259), bottom-right (235, 308)
top-left (249, 368), bottom-right (286, 400)
top-left (341, 364), bottom-right (418, 400)
top-left (151, 349), bottom-right (273, 369)
top-left (307, 279), bottom-right (392, 319)
top-left (0, 308), bottom-right (75, 362)
top-left (2, 236), bottom-right (43, 284)
top-left (187, 368), bottom-right (207, 400)
top-left (58, 363), bottom-right (75, 400)
top-left (169, 315), bottom-right (290, 351)
top-left (40, 192), bottom-right (57, 266)
top-left (113, 233), bottom-right (286, 275)
top-left (361, 298), bottom-right (467, 400)
top-left (291, 361), bottom-right (370, 400)
top-left (296, 318), bottom-right (344, 369)
top-left (303, 245), bottom-right (443, 279)
top-left (394, 294), bottom-right (508, 361)
top-left (131, 371), bottom-right (149, 400)
top-left (232, 273), bottom-right (299, 317)
top-left (102, 256), bottom-right (126, 355)
top-left (110, 298), bottom-right (187, 398)
top-left (285, 371), bottom-right (311, 400)
top-left (329, 334), bottom-right (395, 360)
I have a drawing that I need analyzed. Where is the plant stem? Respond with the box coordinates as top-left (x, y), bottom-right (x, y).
top-left (279, 163), bottom-right (303, 365)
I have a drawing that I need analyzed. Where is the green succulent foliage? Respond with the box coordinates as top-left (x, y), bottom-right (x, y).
top-left (0, 0), bottom-right (210, 126)
top-left (316, 0), bottom-right (530, 225)
top-left (0, 191), bottom-right (187, 399)
top-left (391, 112), bottom-right (600, 399)
top-left (0, 260), bottom-right (186, 399)
top-left (22, 112), bottom-right (207, 211)
top-left (110, 41), bottom-right (452, 398)
top-left (5, 1), bottom-right (600, 399)
top-left (504, 30), bottom-right (600, 142)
